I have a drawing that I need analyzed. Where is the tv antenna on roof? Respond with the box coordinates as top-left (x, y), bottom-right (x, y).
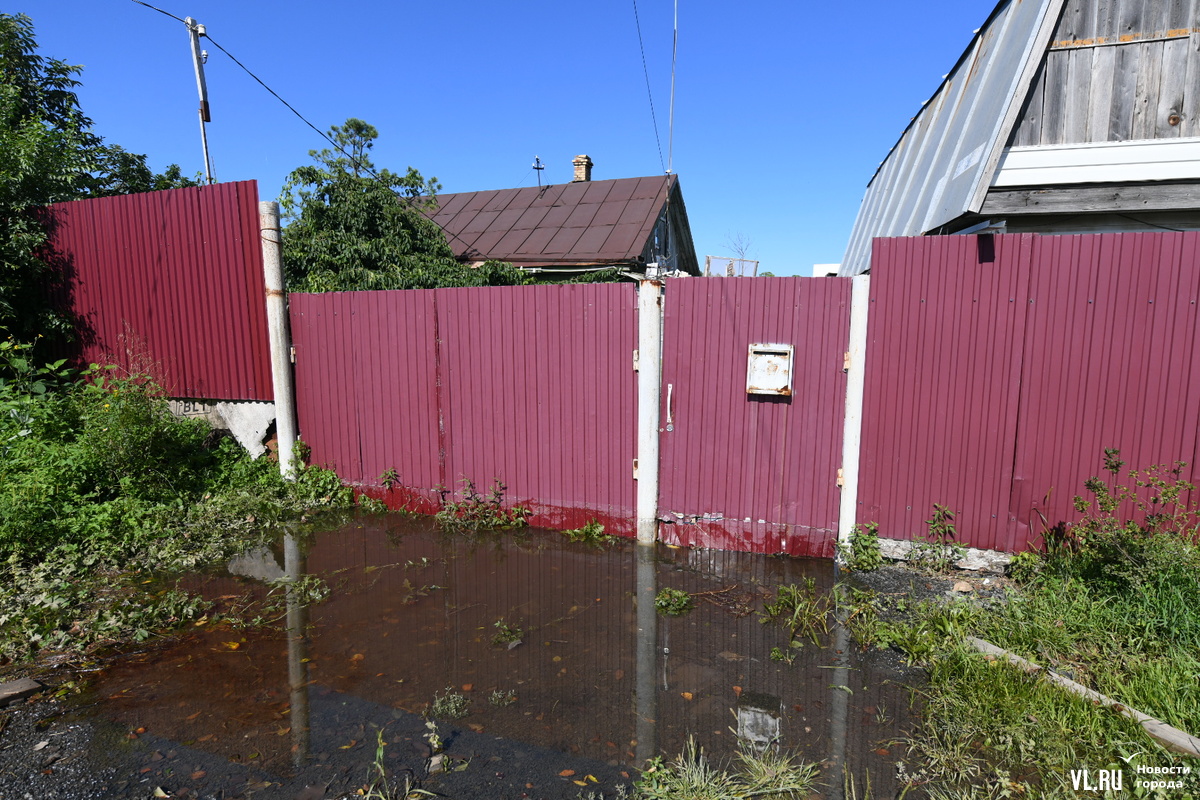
top-left (532, 155), bottom-right (545, 187)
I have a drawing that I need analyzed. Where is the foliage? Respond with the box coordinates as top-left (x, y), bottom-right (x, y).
top-left (838, 521), bottom-right (882, 572)
top-left (359, 727), bottom-right (437, 800)
top-left (0, 13), bottom-right (195, 343)
top-left (654, 587), bottom-right (694, 617)
top-left (490, 618), bottom-right (523, 647)
top-left (429, 688), bottom-right (469, 720)
top-left (562, 518), bottom-right (611, 545)
top-left (0, 355), bottom-right (361, 661)
top-left (435, 477), bottom-right (529, 532)
top-left (760, 578), bottom-right (830, 646)
top-left (280, 118), bottom-right (530, 292)
top-left (635, 737), bottom-right (818, 800)
top-left (908, 504), bottom-right (965, 573)
top-left (489, 688), bottom-right (517, 707)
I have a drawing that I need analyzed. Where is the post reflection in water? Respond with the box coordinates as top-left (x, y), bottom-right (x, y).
top-left (283, 532), bottom-right (311, 770)
top-left (634, 543), bottom-right (658, 764)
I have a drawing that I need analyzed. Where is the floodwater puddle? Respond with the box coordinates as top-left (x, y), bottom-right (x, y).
top-left (64, 516), bottom-right (917, 798)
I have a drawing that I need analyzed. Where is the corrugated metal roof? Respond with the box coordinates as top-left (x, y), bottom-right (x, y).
top-left (427, 174), bottom-right (691, 269)
top-left (839, 0), bottom-right (1067, 276)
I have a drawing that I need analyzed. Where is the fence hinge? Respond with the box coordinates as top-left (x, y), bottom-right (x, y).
top-left (633, 459), bottom-right (639, 480)
top-left (633, 349), bottom-right (640, 372)
top-left (842, 350), bottom-right (851, 372)
top-left (836, 467), bottom-right (845, 487)
top-left (290, 345), bottom-right (297, 364)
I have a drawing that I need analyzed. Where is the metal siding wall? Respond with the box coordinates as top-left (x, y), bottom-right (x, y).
top-left (658, 277), bottom-right (850, 558)
top-left (862, 231), bottom-right (1200, 553)
top-left (291, 284), bottom-right (637, 532)
top-left (1011, 232), bottom-right (1200, 547)
top-left (438, 283), bottom-right (638, 535)
top-left (860, 236), bottom-right (1032, 551)
top-left (48, 181), bottom-right (271, 400)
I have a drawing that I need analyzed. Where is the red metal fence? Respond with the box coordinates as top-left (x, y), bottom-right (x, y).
top-left (290, 284), bottom-right (639, 534)
top-left (860, 232), bottom-right (1200, 552)
top-left (47, 181), bottom-right (271, 401)
top-left (658, 278), bottom-right (851, 558)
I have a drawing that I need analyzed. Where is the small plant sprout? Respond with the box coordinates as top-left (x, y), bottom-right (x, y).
top-left (908, 503), bottom-right (966, 573)
top-left (654, 587), bottom-right (694, 616)
top-left (489, 688), bottom-right (517, 706)
top-left (490, 618), bottom-right (524, 648)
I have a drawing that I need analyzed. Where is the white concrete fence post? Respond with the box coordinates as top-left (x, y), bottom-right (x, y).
top-left (636, 280), bottom-right (665, 545)
top-left (838, 274), bottom-right (871, 556)
top-left (259, 201), bottom-right (298, 480)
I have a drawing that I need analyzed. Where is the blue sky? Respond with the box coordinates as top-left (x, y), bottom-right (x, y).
top-left (22, 0), bottom-right (998, 276)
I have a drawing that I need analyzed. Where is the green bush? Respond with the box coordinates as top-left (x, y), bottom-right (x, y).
top-left (0, 352), bottom-right (360, 660)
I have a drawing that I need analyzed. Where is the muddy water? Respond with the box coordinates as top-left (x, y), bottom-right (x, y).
top-left (71, 516), bottom-right (916, 798)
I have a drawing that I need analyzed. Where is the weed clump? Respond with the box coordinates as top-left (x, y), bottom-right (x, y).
top-left (654, 587), bottom-right (694, 616)
top-left (490, 618), bottom-right (523, 647)
top-left (562, 518), bottom-right (611, 545)
top-left (838, 521), bottom-right (883, 572)
top-left (435, 478), bottom-right (529, 532)
top-left (429, 688), bottom-right (469, 720)
top-left (636, 737), bottom-right (818, 799)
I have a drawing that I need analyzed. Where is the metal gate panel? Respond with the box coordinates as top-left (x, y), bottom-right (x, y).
top-left (658, 277), bottom-right (850, 557)
top-left (436, 283), bottom-right (638, 534)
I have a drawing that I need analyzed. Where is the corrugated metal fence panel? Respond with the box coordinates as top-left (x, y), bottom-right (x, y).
top-left (658, 277), bottom-right (850, 558)
top-left (859, 235), bottom-right (1033, 551)
top-left (437, 283), bottom-right (638, 535)
top-left (289, 290), bottom-right (442, 510)
top-left (48, 181), bottom-right (271, 400)
top-left (1011, 232), bottom-right (1200, 547)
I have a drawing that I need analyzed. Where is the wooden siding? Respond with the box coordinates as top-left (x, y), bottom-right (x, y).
top-left (1009, 0), bottom-right (1200, 145)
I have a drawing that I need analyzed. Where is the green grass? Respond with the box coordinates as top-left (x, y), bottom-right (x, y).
top-left (874, 454), bottom-right (1200, 797)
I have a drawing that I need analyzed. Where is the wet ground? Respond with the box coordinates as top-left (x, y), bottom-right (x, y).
top-left (0, 516), bottom-right (923, 799)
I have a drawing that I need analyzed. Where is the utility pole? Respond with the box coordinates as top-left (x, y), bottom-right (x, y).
top-left (185, 17), bottom-right (214, 183)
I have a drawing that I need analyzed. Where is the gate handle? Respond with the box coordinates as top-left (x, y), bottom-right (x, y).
top-left (666, 383), bottom-right (674, 432)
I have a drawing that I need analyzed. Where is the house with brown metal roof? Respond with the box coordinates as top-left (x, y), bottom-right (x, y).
top-left (426, 155), bottom-right (699, 279)
top-left (839, 0), bottom-right (1200, 275)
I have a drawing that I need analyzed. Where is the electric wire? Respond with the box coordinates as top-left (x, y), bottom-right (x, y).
top-left (632, 0), bottom-right (665, 174)
top-left (129, 1), bottom-right (479, 252)
top-left (130, 0), bottom-right (186, 24)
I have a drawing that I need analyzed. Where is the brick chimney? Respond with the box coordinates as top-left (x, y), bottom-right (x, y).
top-left (572, 154), bottom-right (593, 182)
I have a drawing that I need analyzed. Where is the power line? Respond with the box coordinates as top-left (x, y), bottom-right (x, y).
top-left (129, 1), bottom-right (480, 252)
top-left (632, 0), bottom-right (665, 174)
top-left (129, 0), bottom-right (185, 24)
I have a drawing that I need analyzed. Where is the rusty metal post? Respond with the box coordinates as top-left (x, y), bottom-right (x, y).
top-left (837, 275), bottom-right (871, 556)
top-left (260, 201), bottom-right (298, 480)
top-left (636, 280), bottom-right (664, 545)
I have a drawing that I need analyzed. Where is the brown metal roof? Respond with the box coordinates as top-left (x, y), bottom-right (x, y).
top-left (427, 174), bottom-right (680, 268)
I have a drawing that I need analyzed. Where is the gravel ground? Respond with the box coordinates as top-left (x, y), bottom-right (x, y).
top-left (0, 680), bottom-right (632, 800)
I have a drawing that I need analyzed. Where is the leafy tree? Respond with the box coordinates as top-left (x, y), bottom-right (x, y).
top-left (279, 118), bottom-right (528, 292)
top-left (0, 12), bottom-right (195, 342)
